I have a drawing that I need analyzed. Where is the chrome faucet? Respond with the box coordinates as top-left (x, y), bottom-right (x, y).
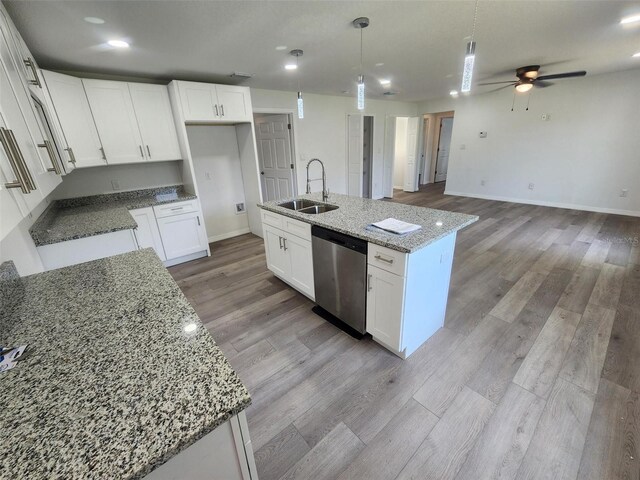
top-left (306, 158), bottom-right (328, 201)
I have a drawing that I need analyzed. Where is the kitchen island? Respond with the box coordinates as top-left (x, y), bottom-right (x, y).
top-left (0, 249), bottom-right (256, 480)
top-left (259, 193), bottom-right (477, 358)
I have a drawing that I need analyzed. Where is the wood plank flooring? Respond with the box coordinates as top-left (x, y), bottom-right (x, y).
top-left (169, 183), bottom-right (640, 480)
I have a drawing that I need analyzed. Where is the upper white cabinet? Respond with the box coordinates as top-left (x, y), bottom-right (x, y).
top-left (127, 83), bottom-right (181, 162)
top-left (175, 81), bottom-right (252, 123)
top-left (83, 79), bottom-right (145, 165)
top-left (42, 70), bottom-right (105, 168)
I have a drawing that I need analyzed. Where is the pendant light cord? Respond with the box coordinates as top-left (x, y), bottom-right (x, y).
top-left (471, 0), bottom-right (479, 41)
top-left (360, 28), bottom-right (363, 73)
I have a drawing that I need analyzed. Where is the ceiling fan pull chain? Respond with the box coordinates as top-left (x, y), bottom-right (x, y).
top-left (526, 90), bottom-right (532, 111)
top-left (511, 90), bottom-right (516, 112)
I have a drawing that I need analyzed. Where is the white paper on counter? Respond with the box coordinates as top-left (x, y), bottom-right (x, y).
top-left (370, 218), bottom-right (422, 235)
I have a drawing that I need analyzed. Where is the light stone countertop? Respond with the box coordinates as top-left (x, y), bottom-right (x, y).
top-left (259, 193), bottom-right (478, 253)
top-left (0, 249), bottom-right (250, 480)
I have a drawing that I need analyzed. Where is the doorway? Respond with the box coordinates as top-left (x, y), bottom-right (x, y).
top-left (434, 116), bottom-right (454, 183)
top-left (362, 116), bottom-right (373, 198)
top-left (254, 113), bottom-right (296, 201)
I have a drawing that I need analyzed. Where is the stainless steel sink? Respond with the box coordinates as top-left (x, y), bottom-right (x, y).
top-left (298, 204), bottom-right (339, 214)
top-left (278, 199), bottom-right (323, 211)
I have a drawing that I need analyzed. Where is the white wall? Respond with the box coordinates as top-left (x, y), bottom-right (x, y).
top-left (187, 125), bottom-right (250, 242)
top-left (418, 68), bottom-right (640, 216)
top-left (393, 117), bottom-right (408, 188)
top-left (52, 161), bottom-right (183, 199)
top-left (250, 89), bottom-right (417, 198)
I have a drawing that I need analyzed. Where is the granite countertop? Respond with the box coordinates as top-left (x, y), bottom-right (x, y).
top-left (30, 185), bottom-right (197, 247)
top-left (0, 249), bottom-right (251, 480)
top-left (259, 193), bottom-right (478, 253)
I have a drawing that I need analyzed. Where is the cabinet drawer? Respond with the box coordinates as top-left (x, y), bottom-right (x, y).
top-left (261, 209), bottom-right (284, 229)
top-left (283, 216), bottom-right (311, 241)
top-left (154, 200), bottom-right (198, 218)
top-left (368, 243), bottom-right (407, 277)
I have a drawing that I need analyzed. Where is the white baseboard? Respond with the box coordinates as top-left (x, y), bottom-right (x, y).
top-left (207, 227), bottom-right (252, 243)
top-left (444, 190), bottom-right (640, 218)
top-left (163, 250), bottom-right (208, 267)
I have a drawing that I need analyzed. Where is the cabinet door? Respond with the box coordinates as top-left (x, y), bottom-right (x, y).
top-left (42, 70), bottom-right (105, 168)
top-left (130, 207), bottom-right (166, 261)
top-left (83, 79), bottom-right (144, 164)
top-left (263, 224), bottom-right (289, 279)
top-left (215, 85), bottom-right (251, 122)
top-left (0, 6), bottom-right (40, 93)
top-left (176, 81), bottom-right (218, 122)
top-left (0, 155), bottom-right (26, 239)
top-left (156, 211), bottom-right (208, 260)
top-left (366, 264), bottom-right (405, 352)
top-left (285, 234), bottom-right (314, 299)
top-left (128, 83), bottom-right (181, 162)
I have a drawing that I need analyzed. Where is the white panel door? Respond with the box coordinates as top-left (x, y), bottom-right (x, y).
top-left (285, 234), bottom-right (314, 299)
top-left (263, 224), bottom-right (289, 279)
top-left (83, 79), bottom-right (144, 164)
top-left (383, 116), bottom-right (396, 198)
top-left (156, 211), bottom-right (208, 260)
top-left (255, 114), bottom-right (294, 201)
top-left (215, 85), bottom-right (251, 122)
top-left (128, 83), bottom-right (181, 162)
top-left (41, 70), bottom-right (105, 168)
top-left (366, 264), bottom-right (405, 352)
top-left (403, 117), bottom-right (420, 192)
top-left (176, 81), bottom-right (218, 122)
top-left (435, 116), bottom-right (454, 183)
top-left (347, 114), bottom-right (363, 197)
top-left (130, 207), bottom-right (166, 261)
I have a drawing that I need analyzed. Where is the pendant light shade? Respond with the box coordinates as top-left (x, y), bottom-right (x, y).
top-left (297, 91), bottom-right (304, 119)
top-left (353, 17), bottom-right (369, 111)
top-left (461, 41), bottom-right (476, 93)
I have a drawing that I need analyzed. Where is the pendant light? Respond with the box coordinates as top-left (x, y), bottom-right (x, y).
top-left (461, 0), bottom-right (479, 93)
top-left (290, 49), bottom-right (304, 119)
top-left (353, 17), bottom-right (369, 110)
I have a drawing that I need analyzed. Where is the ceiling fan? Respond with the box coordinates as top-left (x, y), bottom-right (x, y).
top-left (479, 65), bottom-right (587, 93)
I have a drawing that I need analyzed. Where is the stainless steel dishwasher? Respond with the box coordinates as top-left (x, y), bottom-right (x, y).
top-left (311, 226), bottom-right (368, 335)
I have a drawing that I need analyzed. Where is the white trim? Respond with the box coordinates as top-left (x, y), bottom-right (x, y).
top-left (393, 185), bottom-right (404, 190)
top-left (207, 227), bottom-right (252, 243)
top-left (445, 190), bottom-right (640, 217)
top-left (163, 250), bottom-right (208, 267)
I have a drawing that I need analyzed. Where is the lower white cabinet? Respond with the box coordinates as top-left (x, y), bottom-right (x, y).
top-left (261, 211), bottom-right (314, 299)
top-left (155, 209), bottom-right (208, 262)
top-left (130, 206), bottom-right (166, 261)
top-left (366, 264), bottom-right (406, 352)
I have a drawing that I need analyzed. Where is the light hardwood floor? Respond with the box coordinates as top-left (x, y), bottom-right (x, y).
top-left (169, 183), bottom-right (640, 480)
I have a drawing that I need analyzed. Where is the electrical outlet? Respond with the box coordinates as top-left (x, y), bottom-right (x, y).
top-left (460, 144), bottom-right (466, 150)
top-left (235, 203), bottom-right (246, 214)
top-left (205, 172), bottom-right (211, 180)
top-left (480, 180), bottom-right (486, 186)
top-left (479, 131), bottom-right (487, 138)
top-left (111, 180), bottom-right (120, 190)
top-left (541, 114), bottom-right (551, 121)
top-left (528, 183), bottom-right (535, 190)
top-left (620, 189), bottom-right (628, 198)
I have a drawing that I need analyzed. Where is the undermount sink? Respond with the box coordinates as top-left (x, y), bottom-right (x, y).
top-left (297, 204), bottom-right (339, 214)
top-left (278, 199), bottom-right (323, 211)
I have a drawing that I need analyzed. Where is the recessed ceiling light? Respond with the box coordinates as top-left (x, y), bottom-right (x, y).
top-left (107, 39), bottom-right (129, 48)
top-left (450, 90), bottom-right (459, 96)
top-left (84, 16), bottom-right (105, 24)
top-left (375, 63), bottom-right (384, 67)
top-left (275, 45), bottom-right (287, 51)
top-left (633, 52), bottom-right (640, 57)
top-left (379, 79), bottom-right (391, 85)
top-left (285, 63), bottom-right (297, 70)
top-left (620, 14), bottom-right (640, 24)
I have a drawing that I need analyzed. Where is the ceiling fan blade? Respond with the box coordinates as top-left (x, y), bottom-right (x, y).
top-left (534, 80), bottom-right (553, 88)
top-left (536, 71), bottom-right (586, 81)
top-left (478, 80), bottom-right (516, 86)
top-left (487, 84), bottom-right (516, 93)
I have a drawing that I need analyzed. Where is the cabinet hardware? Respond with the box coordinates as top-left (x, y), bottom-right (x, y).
top-left (23, 58), bottom-right (41, 87)
top-left (138, 145), bottom-right (144, 158)
top-left (0, 128), bottom-right (29, 193)
top-left (38, 140), bottom-right (61, 174)
top-left (6, 128), bottom-right (36, 191)
top-left (197, 215), bottom-right (201, 226)
top-left (220, 104), bottom-right (225, 117)
top-left (278, 236), bottom-right (283, 249)
top-left (367, 274), bottom-right (373, 292)
top-left (374, 254), bottom-right (394, 264)
top-left (146, 145), bottom-right (151, 157)
top-left (65, 147), bottom-right (77, 164)
top-left (214, 105), bottom-right (219, 117)
top-left (282, 237), bottom-right (287, 251)
top-left (99, 147), bottom-right (107, 161)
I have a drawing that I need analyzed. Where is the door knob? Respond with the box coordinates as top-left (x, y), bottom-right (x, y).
top-left (260, 171), bottom-right (265, 175)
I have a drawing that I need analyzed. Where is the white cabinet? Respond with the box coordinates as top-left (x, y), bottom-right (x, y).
top-left (0, 161), bottom-right (27, 239)
top-left (154, 204), bottom-right (208, 262)
top-left (127, 83), bottom-right (181, 162)
top-left (261, 210), bottom-right (314, 299)
top-left (130, 207), bottom-right (166, 261)
top-left (42, 70), bottom-right (105, 168)
top-left (175, 81), bottom-right (252, 123)
top-left (83, 79), bottom-right (145, 164)
top-left (366, 264), bottom-right (406, 352)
